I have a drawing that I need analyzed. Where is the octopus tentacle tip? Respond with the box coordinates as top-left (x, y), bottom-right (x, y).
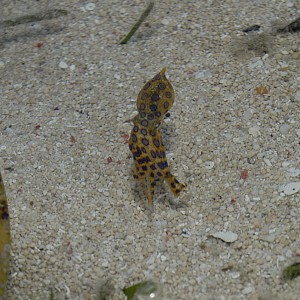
top-left (160, 67), bottom-right (167, 74)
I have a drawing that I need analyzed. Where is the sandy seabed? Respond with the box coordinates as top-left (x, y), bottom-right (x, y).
top-left (1, 0), bottom-right (300, 299)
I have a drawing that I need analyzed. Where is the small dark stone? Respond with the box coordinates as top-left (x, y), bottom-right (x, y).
top-left (243, 24), bottom-right (260, 33)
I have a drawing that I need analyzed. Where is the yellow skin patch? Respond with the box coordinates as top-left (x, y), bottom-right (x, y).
top-left (129, 68), bottom-right (186, 206)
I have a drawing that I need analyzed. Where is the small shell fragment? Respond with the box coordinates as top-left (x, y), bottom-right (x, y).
top-left (287, 168), bottom-right (300, 177)
top-left (85, 3), bottom-right (95, 11)
top-left (278, 182), bottom-right (300, 195)
top-left (211, 231), bottom-right (238, 243)
top-left (260, 234), bottom-right (276, 243)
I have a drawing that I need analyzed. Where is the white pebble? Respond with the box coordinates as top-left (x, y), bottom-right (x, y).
top-left (282, 161), bottom-right (290, 167)
top-left (14, 83), bottom-right (22, 89)
top-left (211, 231), bottom-right (238, 243)
top-left (194, 70), bottom-right (212, 79)
top-left (85, 3), bottom-right (95, 11)
top-left (102, 260), bottom-right (109, 267)
top-left (59, 61), bottom-right (68, 69)
top-left (248, 126), bottom-right (260, 137)
top-left (264, 158), bottom-right (272, 167)
top-left (248, 59), bottom-right (263, 69)
top-left (260, 234), bottom-right (276, 243)
top-left (232, 137), bottom-right (241, 143)
top-left (229, 270), bottom-right (240, 279)
top-left (161, 19), bottom-right (169, 26)
top-left (205, 161), bottom-right (215, 170)
top-left (117, 188), bottom-right (123, 197)
top-left (146, 254), bottom-right (155, 265)
top-left (243, 286), bottom-right (253, 294)
top-left (46, 244), bottom-right (54, 250)
top-left (279, 124), bottom-right (290, 134)
top-left (253, 143), bottom-right (260, 150)
top-left (294, 91), bottom-right (300, 101)
top-left (224, 92), bottom-right (235, 101)
top-left (0, 61), bottom-right (4, 68)
top-left (160, 255), bottom-right (167, 262)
